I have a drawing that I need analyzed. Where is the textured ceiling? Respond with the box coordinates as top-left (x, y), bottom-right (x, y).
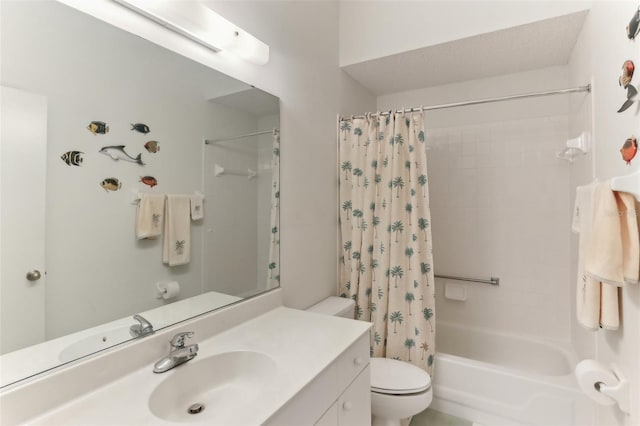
top-left (342, 11), bottom-right (588, 96)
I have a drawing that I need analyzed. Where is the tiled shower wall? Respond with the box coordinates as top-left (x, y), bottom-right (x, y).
top-left (427, 115), bottom-right (572, 341)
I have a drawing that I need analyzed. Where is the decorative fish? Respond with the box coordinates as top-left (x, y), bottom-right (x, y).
top-left (100, 177), bottom-right (122, 192)
top-left (619, 60), bottom-right (635, 87)
top-left (99, 145), bottom-right (145, 165)
top-left (617, 84), bottom-right (638, 113)
top-left (87, 121), bottom-right (109, 135)
top-left (130, 123), bottom-right (150, 134)
top-left (627, 6), bottom-right (640, 40)
top-left (144, 140), bottom-right (160, 153)
top-left (140, 176), bottom-right (158, 188)
top-left (621, 136), bottom-right (638, 165)
top-left (60, 151), bottom-right (83, 166)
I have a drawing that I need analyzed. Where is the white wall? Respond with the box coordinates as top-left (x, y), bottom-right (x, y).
top-left (379, 66), bottom-right (575, 342)
top-left (339, 1), bottom-right (592, 66)
top-left (568, 3), bottom-right (640, 425)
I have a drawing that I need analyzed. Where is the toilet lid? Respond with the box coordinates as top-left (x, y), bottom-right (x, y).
top-left (370, 357), bottom-right (431, 395)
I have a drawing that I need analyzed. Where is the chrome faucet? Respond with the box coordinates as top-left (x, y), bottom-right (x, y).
top-left (153, 331), bottom-right (199, 373)
top-left (130, 314), bottom-right (154, 338)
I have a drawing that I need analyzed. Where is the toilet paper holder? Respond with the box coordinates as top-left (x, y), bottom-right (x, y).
top-left (576, 360), bottom-right (630, 415)
top-left (596, 365), bottom-right (630, 415)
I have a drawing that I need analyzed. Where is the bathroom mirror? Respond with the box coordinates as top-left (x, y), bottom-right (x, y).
top-left (0, 1), bottom-right (279, 387)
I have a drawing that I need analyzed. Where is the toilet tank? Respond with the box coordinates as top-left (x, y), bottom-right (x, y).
top-left (306, 296), bottom-right (355, 319)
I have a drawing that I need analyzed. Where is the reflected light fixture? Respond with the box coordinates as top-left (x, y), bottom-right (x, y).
top-left (112, 0), bottom-right (269, 65)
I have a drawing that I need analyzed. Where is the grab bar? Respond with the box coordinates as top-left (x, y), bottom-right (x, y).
top-left (434, 274), bottom-right (500, 286)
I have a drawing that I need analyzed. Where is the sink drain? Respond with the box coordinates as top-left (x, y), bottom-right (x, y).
top-left (188, 403), bottom-right (205, 415)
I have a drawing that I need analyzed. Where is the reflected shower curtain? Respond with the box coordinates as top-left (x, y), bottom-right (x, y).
top-left (338, 112), bottom-right (435, 374)
top-left (267, 130), bottom-right (280, 288)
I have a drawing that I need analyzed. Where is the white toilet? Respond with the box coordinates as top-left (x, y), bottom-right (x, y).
top-left (307, 297), bottom-right (433, 426)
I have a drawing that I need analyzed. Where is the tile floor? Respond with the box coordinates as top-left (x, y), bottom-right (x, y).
top-left (410, 408), bottom-right (472, 426)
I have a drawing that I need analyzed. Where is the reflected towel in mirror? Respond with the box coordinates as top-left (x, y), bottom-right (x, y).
top-left (136, 194), bottom-right (165, 240)
top-left (191, 193), bottom-right (204, 221)
top-left (163, 195), bottom-right (191, 266)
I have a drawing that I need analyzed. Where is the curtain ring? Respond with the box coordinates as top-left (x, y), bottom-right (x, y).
top-left (401, 107), bottom-right (405, 118)
top-left (350, 114), bottom-right (354, 121)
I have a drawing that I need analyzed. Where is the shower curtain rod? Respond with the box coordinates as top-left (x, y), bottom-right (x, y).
top-left (204, 128), bottom-right (279, 144)
top-left (339, 84), bottom-right (591, 120)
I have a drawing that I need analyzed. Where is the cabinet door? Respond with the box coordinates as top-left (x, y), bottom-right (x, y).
top-left (315, 402), bottom-right (338, 426)
top-left (338, 366), bottom-right (371, 426)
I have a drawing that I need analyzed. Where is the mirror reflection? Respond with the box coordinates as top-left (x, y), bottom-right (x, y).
top-left (0, 0), bottom-right (279, 387)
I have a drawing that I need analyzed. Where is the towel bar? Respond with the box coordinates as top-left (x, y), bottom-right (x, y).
top-left (434, 274), bottom-right (500, 286)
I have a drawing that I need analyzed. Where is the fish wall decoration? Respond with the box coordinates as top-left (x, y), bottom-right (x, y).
top-left (627, 6), bottom-right (640, 40)
top-left (99, 145), bottom-right (145, 165)
top-left (144, 140), bottom-right (160, 153)
top-left (140, 176), bottom-right (158, 188)
top-left (100, 177), bottom-right (122, 192)
top-left (619, 60), bottom-right (635, 87)
top-left (61, 151), bottom-right (83, 166)
top-left (87, 121), bottom-right (109, 135)
top-left (130, 123), bottom-right (150, 134)
top-left (621, 136), bottom-right (638, 164)
top-left (618, 84), bottom-right (638, 113)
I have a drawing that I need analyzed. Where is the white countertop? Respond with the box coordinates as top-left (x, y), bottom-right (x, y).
top-left (25, 307), bottom-right (371, 425)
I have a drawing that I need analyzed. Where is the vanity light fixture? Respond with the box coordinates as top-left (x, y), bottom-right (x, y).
top-left (112, 0), bottom-right (269, 65)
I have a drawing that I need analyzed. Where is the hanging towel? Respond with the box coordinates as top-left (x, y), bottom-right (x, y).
top-left (190, 193), bottom-right (204, 221)
top-left (573, 182), bottom-right (605, 330)
top-left (585, 182), bottom-right (625, 286)
top-left (136, 194), bottom-right (165, 240)
top-left (616, 192), bottom-right (639, 285)
top-left (163, 194), bottom-right (191, 266)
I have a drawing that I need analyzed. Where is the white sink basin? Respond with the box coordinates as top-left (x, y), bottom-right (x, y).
top-left (148, 351), bottom-right (277, 423)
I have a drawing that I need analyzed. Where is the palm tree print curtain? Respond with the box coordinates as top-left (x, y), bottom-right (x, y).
top-left (338, 112), bottom-right (435, 374)
top-left (267, 130), bottom-right (280, 288)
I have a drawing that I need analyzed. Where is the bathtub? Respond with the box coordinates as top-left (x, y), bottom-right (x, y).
top-left (431, 321), bottom-right (595, 426)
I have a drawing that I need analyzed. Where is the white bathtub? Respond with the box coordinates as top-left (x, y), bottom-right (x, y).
top-left (431, 321), bottom-right (595, 426)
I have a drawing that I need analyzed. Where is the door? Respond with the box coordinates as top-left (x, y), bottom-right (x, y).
top-left (0, 86), bottom-right (47, 354)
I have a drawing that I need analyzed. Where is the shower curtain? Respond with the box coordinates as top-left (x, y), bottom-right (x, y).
top-left (267, 130), bottom-right (280, 288)
top-left (338, 112), bottom-right (435, 374)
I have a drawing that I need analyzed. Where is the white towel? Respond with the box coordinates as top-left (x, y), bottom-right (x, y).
top-left (585, 182), bottom-right (625, 286)
top-left (572, 182), bottom-right (619, 330)
top-left (616, 192), bottom-right (639, 285)
top-left (136, 194), bottom-right (165, 240)
top-left (190, 194), bottom-right (204, 221)
top-left (163, 195), bottom-right (191, 266)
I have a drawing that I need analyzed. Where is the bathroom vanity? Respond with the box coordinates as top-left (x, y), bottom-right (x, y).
top-left (0, 291), bottom-right (372, 425)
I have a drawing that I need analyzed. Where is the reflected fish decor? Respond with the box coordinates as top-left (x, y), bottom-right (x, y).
top-left (87, 121), bottom-right (109, 135)
top-left (620, 136), bottom-right (638, 165)
top-left (130, 123), bottom-right (150, 134)
top-left (144, 140), bottom-right (160, 153)
top-left (140, 176), bottom-right (158, 188)
top-left (100, 177), bottom-right (122, 192)
top-left (99, 145), bottom-right (145, 165)
top-left (627, 6), bottom-right (640, 40)
top-left (60, 150), bottom-right (83, 166)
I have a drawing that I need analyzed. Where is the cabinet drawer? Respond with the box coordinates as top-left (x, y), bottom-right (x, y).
top-left (337, 333), bottom-right (369, 392)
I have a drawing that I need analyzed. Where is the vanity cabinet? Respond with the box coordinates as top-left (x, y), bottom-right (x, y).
top-left (265, 334), bottom-right (371, 426)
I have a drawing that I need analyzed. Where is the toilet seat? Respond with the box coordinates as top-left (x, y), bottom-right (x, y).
top-left (370, 357), bottom-right (431, 395)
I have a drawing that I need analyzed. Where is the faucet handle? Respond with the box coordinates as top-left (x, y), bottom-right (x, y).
top-left (170, 331), bottom-right (194, 348)
top-left (130, 314), bottom-right (154, 337)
